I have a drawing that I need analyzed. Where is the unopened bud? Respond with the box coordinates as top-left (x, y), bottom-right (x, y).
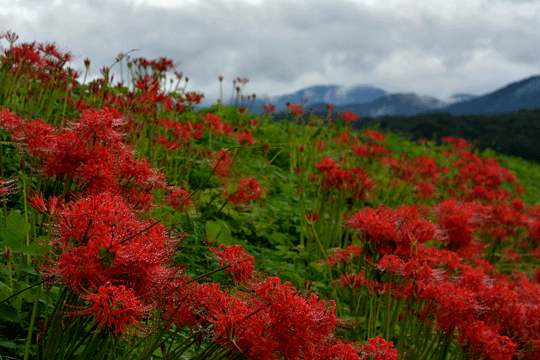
top-left (4, 246), bottom-right (12, 261)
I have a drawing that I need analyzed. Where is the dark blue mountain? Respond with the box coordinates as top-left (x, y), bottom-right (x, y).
top-left (437, 75), bottom-right (540, 115)
top-left (308, 93), bottom-right (451, 117)
top-left (247, 84), bottom-right (388, 114)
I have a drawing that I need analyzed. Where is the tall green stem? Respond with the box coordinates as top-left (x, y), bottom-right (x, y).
top-left (24, 283), bottom-right (41, 360)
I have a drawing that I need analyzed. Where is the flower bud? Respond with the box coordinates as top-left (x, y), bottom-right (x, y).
top-left (4, 246), bottom-right (12, 261)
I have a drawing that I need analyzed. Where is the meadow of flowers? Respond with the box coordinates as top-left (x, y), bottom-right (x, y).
top-left (1, 30), bottom-right (540, 360)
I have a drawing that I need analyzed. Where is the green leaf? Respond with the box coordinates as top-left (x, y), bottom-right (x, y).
top-left (160, 212), bottom-right (175, 228)
top-left (22, 241), bottom-right (47, 256)
top-left (0, 304), bottom-right (21, 323)
top-left (98, 246), bottom-right (115, 269)
top-left (14, 264), bottom-right (37, 275)
top-left (205, 220), bottom-right (234, 245)
top-left (0, 340), bottom-right (19, 349)
top-left (309, 261), bottom-right (325, 273)
top-left (10, 293), bottom-right (22, 311)
top-left (1, 210), bottom-right (30, 252)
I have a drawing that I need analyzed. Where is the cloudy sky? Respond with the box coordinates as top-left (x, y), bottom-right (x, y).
top-left (1, 0), bottom-right (540, 105)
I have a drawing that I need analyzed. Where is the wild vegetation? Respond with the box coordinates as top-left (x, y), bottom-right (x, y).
top-left (271, 108), bottom-right (540, 166)
top-left (1, 30), bottom-right (540, 359)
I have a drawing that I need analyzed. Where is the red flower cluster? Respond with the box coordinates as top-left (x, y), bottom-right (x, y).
top-left (289, 103), bottom-right (304, 117)
top-left (209, 244), bottom-right (255, 283)
top-left (77, 282), bottom-right (152, 338)
top-left (315, 157), bottom-right (375, 200)
top-left (434, 198), bottom-right (487, 250)
top-left (168, 188), bottom-right (192, 211)
top-left (324, 245), bottom-right (363, 266)
top-left (225, 177), bottom-right (263, 205)
top-left (340, 111), bottom-right (359, 125)
top-left (0, 107), bottom-right (165, 210)
top-left (348, 204), bottom-right (435, 257)
top-left (33, 191), bottom-right (186, 336)
top-left (204, 277), bottom-right (341, 360)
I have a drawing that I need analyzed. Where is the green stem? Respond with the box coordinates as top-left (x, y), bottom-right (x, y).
top-left (23, 283), bottom-right (41, 360)
top-left (385, 282), bottom-right (392, 340)
top-left (21, 172), bottom-right (31, 264)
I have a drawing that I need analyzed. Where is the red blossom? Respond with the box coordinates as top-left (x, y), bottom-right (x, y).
top-left (225, 177), bottom-right (263, 205)
top-left (237, 129), bottom-right (255, 146)
top-left (349, 204), bottom-right (435, 257)
top-left (209, 244), bottom-right (255, 283)
top-left (76, 282), bottom-right (152, 338)
top-left (263, 103), bottom-right (276, 113)
top-left (169, 188), bottom-right (192, 211)
top-left (340, 111), bottom-right (359, 125)
top-left (359, 336), bottom-right (398, 360)
top-left (289, 103), bottom-right (304, 117)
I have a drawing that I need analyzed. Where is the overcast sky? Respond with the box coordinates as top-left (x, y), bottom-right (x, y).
top-left (1, 0), bottom-right (540, 105)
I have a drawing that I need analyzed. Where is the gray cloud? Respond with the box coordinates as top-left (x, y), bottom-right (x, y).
top-left (1, 0), bottom-right (540, 105)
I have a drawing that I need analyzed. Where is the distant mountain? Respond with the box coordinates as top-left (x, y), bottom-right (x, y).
top-left (449, 93), bottom-right (476, 102)
top-left (263, 75), bottom-right (540, 118)
top-left (437, 75), bottom-right (540, 115)
top-left (308, 93), bottom-right (451, 118)
top-left (245, 84), bottom-right (478, 117)
top-left (246, 84), bottom-right (388, 114)
top-left (196, 74), bottom-right (540, 118)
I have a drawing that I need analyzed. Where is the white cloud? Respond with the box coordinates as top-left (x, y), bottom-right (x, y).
top-left (1, 0), bottom-right (539, 102)
top-left (375, 49), bottom-right (447, 79)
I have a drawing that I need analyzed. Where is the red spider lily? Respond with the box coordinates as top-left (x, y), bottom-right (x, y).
top-left (204, 277), bottom-right (340, 360)
top-left (335, 132), bottom-right (353, 144)
top-left (68, 107), bottom-right (125, 147)
top-left (4, 246), bottom-right (12, 261)
top-left (348, 204), bottom-right (435, 257)
top-left (442, 136), bottom-right (473, 151)
top-left (315, 159), bottom-right (375, 200)
top-left (415, 181), bottom-right (435, 198)
top-left (262, 103), bottom-right (276, 113)
top-left (168, 188), bottom-right (192, 211)
top-left (340, 111), bottom-right (359, 125)
top-left (351, 143), bottom-right (390, 158)
top-left (209, 244), bottom-right (256, 283)
top-left (304, 212), bottom-right (320, 223)
top-left (0, 176), bottom-right (19, 200)
top-left (156, 135), bottom-right (181, 150)
top-left (28, 191), bottom-right (49, 214)
top-left (0, 107), bottom-right (26, 134)
top-left (76, 282), bottom-right (152, 338)
top-left (225, 177), bottom-right (262, 205)
top-left (324, 245), bottom-right (363, 267)
top-left (434, 198), bottom-right (488, 250)
top-left (37, 192), bottom-right (184, 301)
top-left (377, 255), bottom-right (444, 283)
top-left (358, 336), bottom-right (398, 360)
top-left (185, 92), bottom-right (203, 104)
top-left (210, 149), bottom-right (233, 178)
top-left (315, 157), bottom-right (337, 173)
top-left (3, 107), bottom-right (164, 209)
top-left (237, 129), bottom-right (255, 146)
top-left (338, 272), bottom-right (368, 289)
top-left (365, 130), bottom-right (386, 142)
top-left (201, 113), bottom-right (226, 134)
top-left (289, 103), bottom-right (304, 117)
